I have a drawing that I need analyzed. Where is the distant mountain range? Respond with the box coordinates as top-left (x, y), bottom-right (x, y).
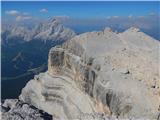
top-left (2, 18), bottom-right (75, 45)
top-left (1, 18), bottom-right (76, 99)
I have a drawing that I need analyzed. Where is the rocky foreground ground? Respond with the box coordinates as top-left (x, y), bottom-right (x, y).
top-left (1, 27), bottom-right (160, 120)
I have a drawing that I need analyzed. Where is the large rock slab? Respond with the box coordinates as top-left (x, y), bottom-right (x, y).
top-left (19, 71), bottom-right (97, 119)
top-left (20, 27), bottom-right (160, 119)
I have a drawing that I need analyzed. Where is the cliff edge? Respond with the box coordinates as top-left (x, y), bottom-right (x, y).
top-left (18, 27), bottom-right (160, 120)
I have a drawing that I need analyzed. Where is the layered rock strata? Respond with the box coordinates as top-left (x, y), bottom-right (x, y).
top-left (19, 27), bottom-right (160, 120)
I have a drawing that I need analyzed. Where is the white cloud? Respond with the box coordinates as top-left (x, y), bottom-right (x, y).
top-left (5, 10), bottom-right (32, 22)
top-left (5, 10), bottom-right (19, 16)
top-left (40, 8), bottom-right (48, 13)
top-left (16, 16), bottom-right (32, 21)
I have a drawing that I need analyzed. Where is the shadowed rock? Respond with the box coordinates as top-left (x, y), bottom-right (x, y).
top-left (1, 99), bottom-right (53, 120)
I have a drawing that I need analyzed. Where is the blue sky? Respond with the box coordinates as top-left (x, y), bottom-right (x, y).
top-left (2, 1), bottom-right (159, 19)
top-left (2, 1), bottom-right (160, 40)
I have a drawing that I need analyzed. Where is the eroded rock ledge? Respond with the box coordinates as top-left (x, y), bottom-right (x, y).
top-left (18, 28), bottom-right (160, 120)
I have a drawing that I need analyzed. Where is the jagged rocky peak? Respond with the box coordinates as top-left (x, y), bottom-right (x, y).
top-left (125, 26), bottom-right (140, 32)
top-left (19, 28), bottom-right (160, 119)
top-left (2, 25), bottom-right (34, 43)
top-left (2, 17), bottom-right (76, 44)
top-left (103, 27), bottom-right (113, 33)
top-left (34, 18), bottom-right (62, 33)
top-left (33, 18), bottom-right (76, 41)
top-left (49, 17), bottom-right (60, 25)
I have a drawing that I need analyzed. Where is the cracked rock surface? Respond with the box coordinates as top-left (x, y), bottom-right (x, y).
top-left (17, 27), bottom-right (160, 119)
top-left (1, 99), bottom-right (53, 120)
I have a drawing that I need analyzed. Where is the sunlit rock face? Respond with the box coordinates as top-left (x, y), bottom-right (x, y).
top-left (19, 27), bottom-right (160, 120)
top-left (19, 47), bottom-right (98, 120)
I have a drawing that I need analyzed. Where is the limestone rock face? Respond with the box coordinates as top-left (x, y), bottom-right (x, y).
top-left (19, 71), bottom-right (98, 120)
top-left (20, 27), bottom-right (160, 119)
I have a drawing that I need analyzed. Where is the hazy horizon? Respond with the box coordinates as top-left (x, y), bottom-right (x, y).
top-left (2, 1), bottom-right (160, 40)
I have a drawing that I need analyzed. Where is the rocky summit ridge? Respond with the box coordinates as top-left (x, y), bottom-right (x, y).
top-left (1, 18), bottom-right (76, 45)
top-left (2, 27), bottom-right (160, 120)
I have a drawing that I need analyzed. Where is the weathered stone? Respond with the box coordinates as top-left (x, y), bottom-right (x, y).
top-left (1, 99), bottom-right (53, 120)
top-left (19, 27), bottom-right (160, 119)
